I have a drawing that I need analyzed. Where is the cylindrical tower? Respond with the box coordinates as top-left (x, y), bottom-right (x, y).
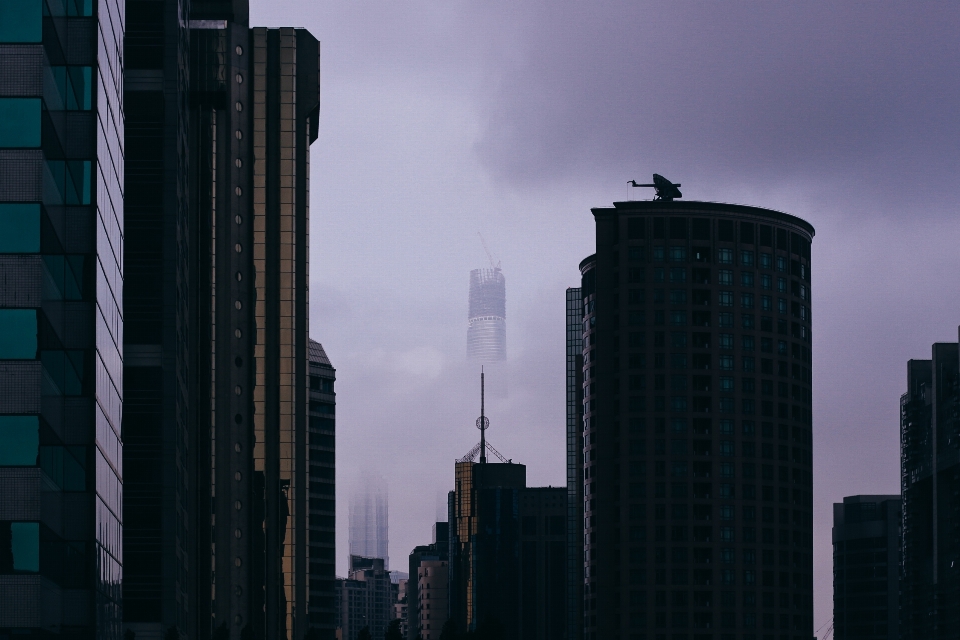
top-left (579, 201), bottom-right (814, 639)
top-left (467, 268), bottom-right (506, 362)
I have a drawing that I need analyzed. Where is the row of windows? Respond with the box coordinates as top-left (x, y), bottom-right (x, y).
top-left (624, 271), bottom-right (809, 299)
top-left (623, 504), bottom-right (811, 526)
top-left (606, 396), bottom-right (812, 416)
top-left (626, 589), bottom-right (806, 610)
top-left (619, 418), bottom-right (810, 443)
top-left (622, 217), bottom-right (810, 256)
top-left (621, 609), bottom-right (807, 632)
top-left (623, 246), bottom-right (809, 274)
top-left (616, 354), bottom-right (811, 381)
top-left (618, 295), bottom-right (809, 324)
top-left (587, 481), bottom-right (811, 505)
top-left (625, 440), bottom-right (811, 466)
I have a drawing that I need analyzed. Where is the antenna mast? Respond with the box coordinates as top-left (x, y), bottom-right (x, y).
top-left (479, 368), bottom-right (487, 463)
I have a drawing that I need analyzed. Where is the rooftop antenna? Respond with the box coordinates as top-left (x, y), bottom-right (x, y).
top-left (477, 367), bottom-right (489, 464)
top-left (477, 232), bottom-right (501, 270)
top-left (628, 173), bottom-right (683, 200)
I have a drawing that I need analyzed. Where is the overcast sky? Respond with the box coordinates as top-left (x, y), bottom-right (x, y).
top-left (251, 1), bottom-right (960, 626)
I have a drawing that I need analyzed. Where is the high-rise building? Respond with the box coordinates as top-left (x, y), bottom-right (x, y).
top-left (832, 495), bottom-right (901, 640)
top-left (900, 343), bottom-right (960, 638)
top-left (122, 0), bottom-right (194, 635)
top-left (467, 268), bottom-right (506, 362)
top-left (406, 522), bottom-right (449, 640)
top-left (336, 556), bottom-right (394, 640)
top-left (578, 200), bottom-right (815, 638)
top-left (566, 287), bottom-right (585, 640)
top-left (0, 0), bottom-right (125, 637)
top-left (416, 560), bottom-right (448, 640)
top-left (309, 339), bottom-right (337, 639)
top-left (349, 473), bottom-right (389, 569)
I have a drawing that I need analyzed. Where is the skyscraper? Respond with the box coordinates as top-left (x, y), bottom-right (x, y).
top-left (0, 0), bottom-right (125, 636)
top-left (832, 495), bottom-right (901, 640)
top-left (900, 342), bottom-right (960, 638)
top-left (349, 473), bottom-right (389, 568)
top-left (578, 200), bottom-right (815, 638)
top-left (566, 287), bottom-right (584, 640)
top-left (309, 340), bottom-right (337, 639)
top-left (467, 268), bottom-right (506, 362)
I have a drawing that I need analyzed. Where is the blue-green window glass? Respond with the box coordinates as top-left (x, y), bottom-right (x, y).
top-left (0, 204), bottom-right (41, 253)
top-left (44, 160), bottom-right (91, 205)
top-left (45, 0), bottom-right (92, 16)
top-left (0, 99), bottom-right (41, 147)
top-left (11, 523), bottom-right (40, 572)
top-left (41, 351), bottom-right (85, 396)
top-left (0, 0), bottom-right (42, 42)
top-left (44, 67), bottom-right (93, 111)
top-left (0, 416), bottom-right (39, 466)
top-left (0, 310), bottom-right (37, 359)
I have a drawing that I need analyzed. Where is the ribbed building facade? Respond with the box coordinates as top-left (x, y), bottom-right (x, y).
top-left (467, 268), bottom-right (506, 362)
top-left (0, 0), bottom-right (126, 634)
top-left (901, 343), bottom-right (960, 639)
top-left (308, 340), bottom-right (337, 639)
top-left (566, 287), bottom-right (585, 640)
top-left (832, 495), bottom-right (901, 640)
top-left (579, 200), bottom-right (814, 639)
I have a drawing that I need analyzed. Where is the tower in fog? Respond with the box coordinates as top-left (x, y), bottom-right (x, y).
top-left (349, 473), bottom-right (390, 568)
top-left (467, 268), bottom-right (507, 362)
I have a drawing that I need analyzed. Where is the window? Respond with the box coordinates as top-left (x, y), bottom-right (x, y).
top-left (45, 160), bottom-right (92, 205)
top-left (718, 269), bottom-right (733, 285)
top-left (670, 353), bottom-right (687, 369)
top-left (761, 295), bottom-right (772, 311)
top-left (653, 289), bottom-right (665, 304)
top-left (760, 274), bottom-right (772, 290)
top-left (654, 268), bottom-right (665, 283)
top-left (0, 310), bottom-right (37, 359)
top-left (719, 355), bottom-right (734, 371)
top-left (719, 376), bottom-right (734, 392)
top-left (670, 311), bottom-right (687, 327)
top-left (670, 290), bottom-right (687, 305)
top-left (719, 484), bottom-right (734, 498)
top-left (742, 314), bottom-right (755, 329)
top-left (671, 332), bottom-right (687, 348)
top-left (720, 440), bottom-right (734, 456)
top-left (741, 270), bottom-right (754, 287)
top-left (0, 522), bottom-right (39, 572)
top-left (741, 250), bottom-right (754, 266)
top-left (742, 335), bottom-right (755, 351)
top-left (0, 99), bottom-right (41, 147)
top-left (718, 312), bottom-right (733, 327)
top-left (0, 416), bottom-right (39, 465)
top-left (718, 291), bottom-right (733, 307)
top-left (718, 334), bottom-right (734, 350)
top-left (720, 505), bottom-right (733, 521)
top-left (720, 462), bottom-right (734, 477)
top-left (628, 247), bottom-right (644, 262)
top-left (46, 67), bottom-right (93, 110)
top-left (669, 247), bottom-right (687, 262)
top-left (0, 204), bottom-right (41, 253)
top-left (628, 311), bottom-right (645, 326)
top-left (741, 293), bottom-right (754, 309)
top-left (778, 341), bottom-right (788, 356)
top-left (720, 527), bottom-right (734, 543)
top-left (0, 0), bottom-right (43, 41)
top-left (742, 356), bottom-right (755, 372)
top-left (717, 248), bottom-right (733, 264)
top-left (670, 374), bottom-right (687, 391)
top-left (776, 256), bottom-right (787, 272)
top-left (628, 289), bottom-right (645, 304)
top-left (653, 247), bottom-right (665, 261)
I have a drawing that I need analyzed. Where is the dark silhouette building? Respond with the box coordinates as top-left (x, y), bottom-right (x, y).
top-left (120, 0), bottom-right (322, 637)
top-left (336, 556), bottom-right (393, 640)
top-left (309, 340), bottom-right (337, 639)
top-left (406, 522), bottom-right (449, 640)
top-left (578, 200), bottom-right (814, 638)
top-left (566, 287), bottom-right (585, 640)
top-left (901, 343), bottom-right (960, 639)
top-left (832, 495), bottom-right (901, 640)
top-left (0, 0), bottom-right (125, 636)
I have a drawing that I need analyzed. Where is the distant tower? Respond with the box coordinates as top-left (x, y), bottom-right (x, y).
top-left (467, 268), bottom-right (507, 361)
top-left (349, 473), bottom-right (390, 568)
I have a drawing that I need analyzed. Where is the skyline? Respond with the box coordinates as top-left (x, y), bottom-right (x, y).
top-left (245, 1), bottom-right (960, 630)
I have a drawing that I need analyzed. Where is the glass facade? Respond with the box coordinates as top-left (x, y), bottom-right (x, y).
top-left (0, 0), bottom-right (124, 634)
top-left (566, 287), bottom-right (584, 640)
top-left (580, 202), bottom-right (814, 639)
top-left (308, 340), bottom-right (336, 639)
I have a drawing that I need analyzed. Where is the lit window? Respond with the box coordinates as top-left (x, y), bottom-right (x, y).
top-left (717, 249), bottom-right (734, 264)
top-left (777, 277), bottom-right (787, 293)
top-left (776, 256), bottom-right (787, 272)
top-left (718, 269), bottom-right (733, 285)
top-left (741, 293), bottom-right (754, 309)
top-left (741, 250), bottom-right (754, 266)
top-left (760, 274), bottom-right (772, 290)
top-left (759, 253), bottom-right (772, 269)
top-left (719, 419), bottom-right (734, 435)
top-left (719, 355), bottom-right (734, 371)
top-left (719, 376), bottom-right (734, 392)
top-left (761, 295), bottom-right (772, 312)
top-left (741, 271), bottom-right (754, 287)
top-left (718, 292), bottom-right (733, 307)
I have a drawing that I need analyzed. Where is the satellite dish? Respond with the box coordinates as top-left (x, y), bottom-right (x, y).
top-left (628, 174), bottom-right (683, 200)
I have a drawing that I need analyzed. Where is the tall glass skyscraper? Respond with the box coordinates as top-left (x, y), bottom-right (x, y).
top-left (0, 0), bottom-right (125, 636)
top-left (578, 201), bottom-right (814, 638)
top-left (467, 268), bottom-right (506, 362)
top-left (349, 473), bottom-right (389, 569)
top-left (566, 287), bottom-right (584, 640)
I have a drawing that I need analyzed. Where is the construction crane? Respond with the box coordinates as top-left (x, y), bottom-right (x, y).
top-left (477, 232), bottom-right (501, 270)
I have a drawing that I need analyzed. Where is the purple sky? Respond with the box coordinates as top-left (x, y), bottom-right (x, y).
top-left (252, 1), bottom-right (960, 625)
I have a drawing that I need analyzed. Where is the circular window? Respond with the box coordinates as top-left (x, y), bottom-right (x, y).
top-left (236, 45), bottom-right (243, 55)
top-left (234, 442), bottom-right (242, 452)
top-left (235, 328), bottom-right (242, 339)
top-left (236, 101), bottom-right (243, 112)
top-left (235, 356), bottom-right (243, 367)
top-left (235, 385), bottom-right (242, 396)
top-left (235, 158), bottom-right (242, 168)
top-left (235, 130), bottom-right (242, 140)
top-left (235, 471), bottom-right (242, 481)
top-left (236, 271), bottom-right (242, 282)
top-left (235, 73), bottom-right (243, 84)
top-left (235, 186), bottom-right (242, 196)
top-left (235, 243), bottom-right (242, 253)
top-left (234, 300), bottom-right (242, 310)
top-left (235, 214), bottom-right (242, 224)
top-left (234, 413), bottom-right (242, 424)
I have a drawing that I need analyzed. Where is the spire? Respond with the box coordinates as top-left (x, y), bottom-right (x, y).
top-left (479, 367), bottom-right (487, 464)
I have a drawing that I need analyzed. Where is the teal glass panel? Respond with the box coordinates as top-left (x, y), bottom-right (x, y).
top-left (11, 523), bottom-right (40, 572)
top-left (44, 67), bottom-right (93, 111)
top-left (0, 0), bottom-right (42, 42)
top-left (0, 310), bottom-right (37, 359)
top-left (0, 416), bottom-right (39, 466)
top-left (63, 446), bottom-right (85, 490)
top-left (0, 204), bottom-right (41, 253)
top-left (43, 161), bottom-right (90, 205)
top-left (40, 350), bottom-right (85, 396)
top-left (0, 99), bottom-right (41, 147)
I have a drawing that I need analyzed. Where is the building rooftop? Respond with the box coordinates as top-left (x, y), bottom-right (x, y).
top-left (309, 338), bottom-right (332, 367)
